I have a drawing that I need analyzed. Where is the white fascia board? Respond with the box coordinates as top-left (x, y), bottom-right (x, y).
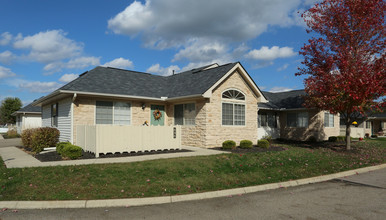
top-left (202, 63), bottom-right (267, 102)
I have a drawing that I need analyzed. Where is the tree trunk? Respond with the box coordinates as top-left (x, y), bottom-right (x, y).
top-left (345, 120), bottom-right (351, 150)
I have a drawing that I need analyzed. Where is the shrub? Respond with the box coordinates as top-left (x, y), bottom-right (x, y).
top-left (371, 134), bottom-right (378, 138)
top-left (365, 133), bottom-right (370, 138)
top-left (307, 136), bottom-right (317, 143)
top-left (262, 135), bottom-right (272, 144)
top-left (240, 140), bottom-right (253, 149)
top-left (222, 140), bottom-right (236, 149)
top-left (258, 139), bottom-right (270, 149)
top-left (21, 128), bottom-right (36, 149)
top-left (56, 142), bottom-right (71, 155)
top-left (5, 129), bottom-right (20, 138)
top-left (30, 127), bottom-right (60, 153)
top-left (61, 144), bottom-right (82, 159)
top-left (337, 136), bottom-right (352, 142)
top-left (328, 136), bottom-right (337, 142)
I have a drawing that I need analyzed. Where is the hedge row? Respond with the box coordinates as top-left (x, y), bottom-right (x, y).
top-left (222, 139), bottom-right (270, 149)
top-left (21, 127), bottom-right (60, 153)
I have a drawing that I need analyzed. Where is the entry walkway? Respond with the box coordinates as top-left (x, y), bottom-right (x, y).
top-left (0, 146), bottom-right (228, 168)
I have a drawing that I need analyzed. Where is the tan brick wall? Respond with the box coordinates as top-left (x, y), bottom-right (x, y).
top-left (204, 70), bottom-right (259, 148)
top-left (280, 110), bottom-right (340, 141)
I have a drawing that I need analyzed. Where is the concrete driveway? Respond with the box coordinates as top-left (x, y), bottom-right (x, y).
top-left (0, 138), bottom-right (22, 148)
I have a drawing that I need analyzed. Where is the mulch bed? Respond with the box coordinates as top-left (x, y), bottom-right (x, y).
top-left (213, 145), bottom-right (286, 153)
top-left (17, 146), bottom-right (192, 162)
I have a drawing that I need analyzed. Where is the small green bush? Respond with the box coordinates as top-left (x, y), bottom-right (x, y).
top-left (61, 144), bottom-right (82, 159)
top-left (262, 135), bottom-right (272, 144)
top-left (222, 140), bottom-right (236, 149)
top-left (240, 140), bottom-right (253, 149)
top-left (307, 136), bottom-right (317, 143)
top-left (337, 136), bottom-right (352, 142)
top-left (258, 139), bottom-right (270, 149)
top-left (56, 142), bottom-right (71, 155)
top-left (30, 127), bottom-right (60, 153)
top-left (328, 136), bottom-right (337, 142)
top-left (371, 134), bottom-right (378, 138)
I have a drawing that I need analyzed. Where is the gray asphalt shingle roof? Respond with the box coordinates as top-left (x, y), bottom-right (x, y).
top-left (16, 102), bottom-right (41, 113)
top-left (58, 63), bottom-right (238, 99)
top-left (259, 90), bottom-right (306, 110)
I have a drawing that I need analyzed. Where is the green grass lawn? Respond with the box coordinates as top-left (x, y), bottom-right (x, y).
top-left (0, 139), bottom-right (385, 201)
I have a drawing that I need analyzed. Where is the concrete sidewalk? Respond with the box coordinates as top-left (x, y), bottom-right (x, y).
top-left (0, 138), bottom-right (22, 148)
top-left (337, 167), bottom-right (386, 189)
top-left (0, 145), bottom-right (228, 168)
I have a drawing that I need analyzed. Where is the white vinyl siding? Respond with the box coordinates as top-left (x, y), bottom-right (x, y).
top-left (324, 112), bottom-right (334, 127)
top-left (174, 103), bottom-right (195, 126)
top-left (42, 105), bottom-right (51, 127)
top-left (58, 98), bottom-right (72, 142)
top-left (41, 98), bottom-right (72, 142)
top-left (287, 112), bottom-right (308, 128)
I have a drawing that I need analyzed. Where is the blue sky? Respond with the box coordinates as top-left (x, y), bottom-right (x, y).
top-left (0, 0), bottom-right (318, 106)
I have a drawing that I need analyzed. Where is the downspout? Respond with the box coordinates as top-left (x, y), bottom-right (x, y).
top-left (70, 93), bottom-right (77, 144)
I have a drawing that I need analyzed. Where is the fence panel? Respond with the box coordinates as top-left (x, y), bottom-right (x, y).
top-left (76, 125), bottom-right (181, 157)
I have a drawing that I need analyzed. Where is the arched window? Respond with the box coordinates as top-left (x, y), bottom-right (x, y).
top-left (222, 89), bottom-right (245, 100)
top-left (222, 89), bottom-right (245, 126)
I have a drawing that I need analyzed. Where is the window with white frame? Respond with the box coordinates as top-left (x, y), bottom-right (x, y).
top-left (287, 112), bottom-right (308, 128)
top-left (258, 112), bottom-right (277, 128)
top-left (96, 101), bottom-right (131, 125)
top-left (365, 121), bottom-right (371, 129)
top-left (174, 103), bottom-right (196, 125)
top-left (222, 89), bottom-right (245, 126)
top-left (324, 112), bottom-right (334, 127)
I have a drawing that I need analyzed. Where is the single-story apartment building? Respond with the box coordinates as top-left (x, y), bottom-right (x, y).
top-left (12, 102), bottom-right (42, 134)
top-left (33, 62), bottom-right (267, 148)
top-left (33, 62), bottom-right (384, 149)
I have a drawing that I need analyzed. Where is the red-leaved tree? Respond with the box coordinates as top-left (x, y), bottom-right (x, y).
top-left (297, 0), bottom-right (385, 150)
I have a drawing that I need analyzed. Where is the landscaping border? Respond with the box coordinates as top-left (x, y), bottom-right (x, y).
top-left (1, 163), bottom-right (385, 209)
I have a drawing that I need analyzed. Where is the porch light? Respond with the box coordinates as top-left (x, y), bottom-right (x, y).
top-left (142, 103), bottom-right (146, 110)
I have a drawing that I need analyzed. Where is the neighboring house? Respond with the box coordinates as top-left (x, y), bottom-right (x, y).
top-left (33, 62), bottom-right (267, 148)
top-left (339, 111), bottom-right (386, 138)
top-left (12, 103), bottom-right (42, 134)
top-left (258, 90), bottom-right (340, 141)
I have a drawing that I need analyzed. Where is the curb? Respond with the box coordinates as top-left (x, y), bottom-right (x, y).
top-left (1, 164), bottom-right (385, 209)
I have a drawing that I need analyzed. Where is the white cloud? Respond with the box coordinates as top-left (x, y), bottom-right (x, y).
top-left (0, 66), bottom-right (16, 79)
top-left (102, 57), bottom-right (134, 69)
top-left (13, 30), bottom-right (83, 63)
top-left (0, 32), bottom-right (12, 46)
top-left (245, 46), bottom-right (297, 60)
top-left (146, 63), bottom-right (180, 76)
top-left (172, 40), bottom-right (228, 63)
top-left (269, 86), bottom-right (293, 92)
top-left (19, 81), bottom-right (62, 93)
top-left (59, 73), bottom-right (78, 83)
top-left (43, 56), bottom-right (100, 73)
top-left (108, 0), bottom-right (303, 49)
top-left (0, 51), bottom-right (15, 64)
top-left (277, 63), bottom-right (289, 71)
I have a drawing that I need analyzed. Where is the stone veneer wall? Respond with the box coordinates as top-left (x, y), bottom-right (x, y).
top-left (279, 110), bottom-right (340, 141)
top-left (204, 70), bottom-right (259, 148)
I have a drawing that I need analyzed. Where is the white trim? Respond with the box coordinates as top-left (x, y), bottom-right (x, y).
top-left (221, 101), bottom-right (246, 127)
top-left (203, 63), bottom-right (267, 102)
top-left (94, 100), bottom-right (132, 126)
top-left (173, 101), bottom-right (197, 126)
